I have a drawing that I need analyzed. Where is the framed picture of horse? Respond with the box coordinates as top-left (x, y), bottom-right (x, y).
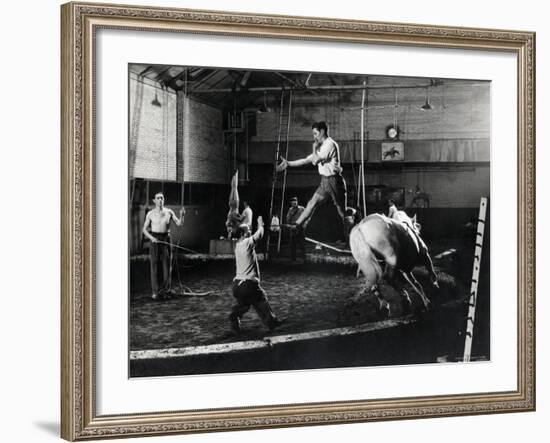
top-left (381, 141), bottom-right (405, 161)
top-left (61, 2), bottom-right (535, 441)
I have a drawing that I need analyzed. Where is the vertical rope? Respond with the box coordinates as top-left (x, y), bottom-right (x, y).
top-left (357, 164), bottom-right (362, 210)
top-left (162, 86), bottom-right (169, 180)
top-left (266, 89), bottom-right (286, 260)
top-left (278, 89), bottom-right (293, 252)
top-left (245, 113), bottom-right (249, 181)
top-left (360, 80), bottom-right (367, 216)
top-left (233, 95), bottom-right (237, 173)
top-left (173, 76), bottom-right (188, 294)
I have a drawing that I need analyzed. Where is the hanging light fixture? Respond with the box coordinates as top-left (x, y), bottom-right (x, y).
top-left (151, 89), bottom-right (162, 107)
top-left (420, 85), bottom-right (433, 111)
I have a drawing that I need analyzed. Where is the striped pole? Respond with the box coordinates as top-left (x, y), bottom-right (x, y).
top-left (463, 197), bottom-right (488, 362)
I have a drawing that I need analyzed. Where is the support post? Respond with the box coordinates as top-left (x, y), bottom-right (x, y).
top-left (360, 80), bottom-right (367, 216)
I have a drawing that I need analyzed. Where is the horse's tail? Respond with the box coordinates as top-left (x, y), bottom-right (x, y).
top-left (350, 224), bottom-right (383, 290)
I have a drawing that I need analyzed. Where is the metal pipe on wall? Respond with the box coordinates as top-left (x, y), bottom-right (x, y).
top-left (188, 80), bottom-right (488, 94)
top-left (189, 83), bottom-right (439, 93)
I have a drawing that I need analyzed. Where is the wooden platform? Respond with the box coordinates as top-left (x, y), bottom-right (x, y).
top-left (130, 318), bottom-right (417, 360)
top-left (209, 238), bottom-right (236, 255)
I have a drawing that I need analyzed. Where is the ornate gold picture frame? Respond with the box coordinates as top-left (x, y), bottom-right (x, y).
top-left (61, 1), bottom-right (535, 440)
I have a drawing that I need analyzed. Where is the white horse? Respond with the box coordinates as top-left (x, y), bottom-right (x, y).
top-left (350, 210), bottom-right (438, 318)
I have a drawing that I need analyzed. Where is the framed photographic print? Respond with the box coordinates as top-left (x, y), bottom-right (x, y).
top-left (61, 1), bottom-right (535, 440)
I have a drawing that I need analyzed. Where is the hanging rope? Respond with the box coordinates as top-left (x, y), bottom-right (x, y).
top-left (393, 88), bottom-right (398, 129)
top-left (277, 89), bottom-right (293, 252)
top-left (154, 239), bottom-right (217, 296)
top-left (266, 89), bottom-right (287, 259)
top-left (155, 240), bottom-right (200, 255)
top-left (165, 74), bottom-right (212, 298)
top-left (357, 164), bottom-right (363, 210)
top-left (360, 79), bottom-right (367, 216)
top-left (172, 75), bottom-right (188, 296)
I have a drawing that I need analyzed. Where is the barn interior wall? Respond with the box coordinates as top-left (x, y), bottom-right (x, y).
top-left (130, 77), bottom-right (490, 250)
top-left (241, 83), bottom-right (490, 242)
top-left (243, 163), bottom-right (488, 242)
top-left (247, 139), bottom-right (489, 164)
top-left (129, 74), bottom-right (178, 180)
top-left (182, 97), bottom-right (227, 184)
top-left (130, 91), bottom-right (228, 253)
top-left (248, 83), bottom-right (491, 236)
top-left (252, 83), bottom-right (490, 142)
top-left (246, 155), bottom-right (489, 208)
top-left (245, 82), bottom-right (490, 213)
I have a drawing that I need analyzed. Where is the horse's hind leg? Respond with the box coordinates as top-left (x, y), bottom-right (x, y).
top-left (372, 285), bottom-right (391, 319)
top-left (387, 266), bottom-right (413, 315)
top-left (401, 271), bottom-right (431, 311)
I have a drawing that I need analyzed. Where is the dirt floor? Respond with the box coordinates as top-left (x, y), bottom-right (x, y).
top-left (129, 237), bottom-right (488, 356)
top-left (128, 235), bottom-right (491, 377)
top-left (130, 259), bottom-right (364, 350)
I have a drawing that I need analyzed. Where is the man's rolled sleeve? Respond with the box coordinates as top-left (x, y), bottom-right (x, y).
top-left (250, 226), bottom-right (264, 244)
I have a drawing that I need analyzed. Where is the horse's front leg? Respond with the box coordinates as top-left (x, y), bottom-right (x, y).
top-left (399, 287), bottom-right (413, 315)
top-left (423, 250), bottom-right (439, 288)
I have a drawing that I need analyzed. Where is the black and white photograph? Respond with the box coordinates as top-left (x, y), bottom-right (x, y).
top-left (128, 64), bottom-right (490, 377)
top-left (2, 0), bottom-right (545, 440)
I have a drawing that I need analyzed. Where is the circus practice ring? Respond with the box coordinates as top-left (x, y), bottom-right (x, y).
top-left (129, 231), bottom-right (490, 377)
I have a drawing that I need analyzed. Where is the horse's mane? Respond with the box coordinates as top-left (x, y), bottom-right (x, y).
top-left (389, 209), bottom-right (421, 234)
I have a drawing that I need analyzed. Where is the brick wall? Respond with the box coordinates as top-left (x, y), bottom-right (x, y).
top-left (248, 83), bottom-right (490, 210)
top-left (129, 75), bottom-right (177, 180)
top-left (252, 83), bottom-right (490, 142)
top-left (182, 97), bottom-right (227, 184)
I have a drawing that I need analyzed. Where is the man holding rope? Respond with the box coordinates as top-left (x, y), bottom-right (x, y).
top-left (142, 192), bottom-right (185, 300)
top-left (276, 121), bottom-right (348, 240)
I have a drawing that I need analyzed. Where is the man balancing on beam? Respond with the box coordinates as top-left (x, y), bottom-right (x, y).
top-left (229, 216), bottom-right (285, 334)
top-left (142, 192), bottom-right (185, 300)
top-left (276, 121), bottom-right (348, 240)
